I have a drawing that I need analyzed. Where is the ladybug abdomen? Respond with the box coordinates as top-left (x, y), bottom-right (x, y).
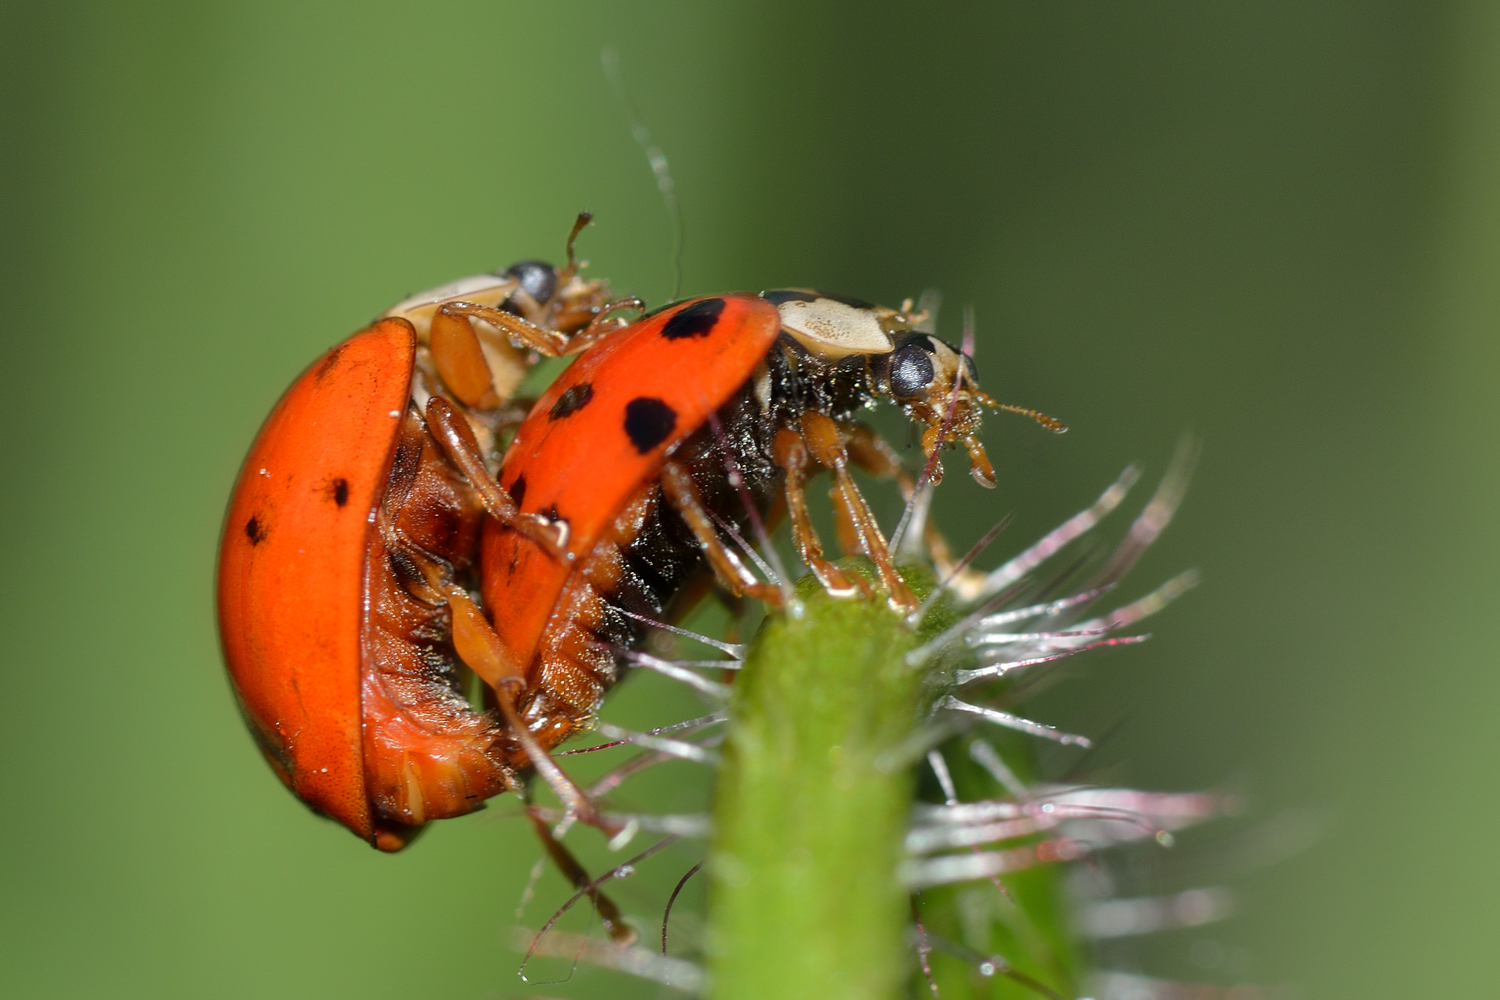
top-left (360, 409), bottom-right (510, 838)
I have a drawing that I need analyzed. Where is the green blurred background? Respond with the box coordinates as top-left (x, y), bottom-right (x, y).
top-left (2, 2), bottom-right (1495, 997)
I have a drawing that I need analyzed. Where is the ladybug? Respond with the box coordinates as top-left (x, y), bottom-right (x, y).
top-left (459, 290), bottom-right (1064, 812)
top-left (217, 216), bottom-right (638, 851)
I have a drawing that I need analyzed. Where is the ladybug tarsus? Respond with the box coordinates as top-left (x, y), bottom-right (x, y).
top-left (424, 395), bottom-right (570, 560)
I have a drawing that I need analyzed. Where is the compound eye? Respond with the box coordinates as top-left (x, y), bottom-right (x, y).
top-left (502, 260), bottom-right (559, 306)
top-left (890, 342), bottom-right (937, 399)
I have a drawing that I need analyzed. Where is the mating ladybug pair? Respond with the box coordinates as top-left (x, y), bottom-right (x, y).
top-left (217, 216), bottom-right (1054, 851)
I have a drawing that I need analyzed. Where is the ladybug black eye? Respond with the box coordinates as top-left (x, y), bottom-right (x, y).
top-left (502, 259), bottom-right (559, 306)
top-left (889, 343), bottom-right (936, 398)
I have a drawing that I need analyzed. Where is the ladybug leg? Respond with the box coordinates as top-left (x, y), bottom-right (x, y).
top-left (799, 412), bottom-right (918, 612)
top-left (842, 422), bottom-right (970, 581)
top-left (561, 295), bottom-right (648, 355)
top-left (527, 807), bottom-right (635, 944)
top-left (425, 397), bottom-right (572, 561)
top-left (435, 300), bottom-right (571, 356)
top-left (444, 584), bottom-right (623, 838)
top-left (427, 308), bottom-right (505, 408)
top-left (770, 428), bottom-right (868, 600)
top-left (659, 461), bottom-right (786, 606)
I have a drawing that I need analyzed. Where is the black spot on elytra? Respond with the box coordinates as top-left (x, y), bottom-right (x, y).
top-left (244, 517), bottom-right (265, 545)
top-left (508, 474), bottom-right (527, 508)
top-left (331, 477), bottom-right (349, 507)
top-left (661, 298), bottom-right (725, 340)
top-left (623, 397), bottom-right (677, 454)
top-left (548, 382), bottom-right (594, 420)
top-left (315, 346), bottom-right (344, 380)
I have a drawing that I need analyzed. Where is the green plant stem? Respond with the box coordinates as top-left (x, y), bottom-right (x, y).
top-left (706, 581), bottom-right (930, 1000)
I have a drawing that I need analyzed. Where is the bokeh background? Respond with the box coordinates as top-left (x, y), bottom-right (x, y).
top-left (2, 2), bottom-right (1496, 997)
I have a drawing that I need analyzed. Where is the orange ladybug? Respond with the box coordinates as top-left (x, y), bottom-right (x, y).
top-left (463, 291), bottom-right (1061, 817)
top-left (217, 216), bottom-right (633, 851)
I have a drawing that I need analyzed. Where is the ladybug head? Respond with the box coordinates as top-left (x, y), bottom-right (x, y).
top-left (883, 333), bottom-right (1067, 488)
top-left (879, 334), bottom-right (1001, 488)
top-left (500, 259), bottom-right (560, 311)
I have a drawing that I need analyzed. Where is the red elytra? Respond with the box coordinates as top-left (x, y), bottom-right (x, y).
top-left (217, 239), bottom-right (619, 851)
top-left (219, 274), bottom-right (1031, 852)
top-left (486, 295), bottom-right (781, 672)
top-left (475, 290), bottom-right (1017, 764)
top-left (218, 321), bottom-right (414, 843)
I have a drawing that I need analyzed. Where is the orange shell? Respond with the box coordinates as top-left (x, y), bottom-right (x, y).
top-left (482, 294), bottom-right (782, 670)
top-left (217, 319), bottom-right (415, 843)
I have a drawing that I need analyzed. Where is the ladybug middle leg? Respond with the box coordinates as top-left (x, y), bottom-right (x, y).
top-left (424, 396), bottom-right (571, 559)
top-left (796, 411), bottom-right (919, 612)
top-left (842, 421), bottom-right (974, 586)
top-left (443, 581), bottom-right (625, 838)
top-left (769, 428), bottom-right (867, 600)
top-left (431, 283), bottom-right (647, 372)
top-left (658, 461), bottom-right (787, 606)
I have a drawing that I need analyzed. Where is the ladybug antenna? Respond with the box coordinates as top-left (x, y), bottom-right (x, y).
top-left (975, 392), bottom-right (1069, 435)
top-left (560, 210), bottom-right (593, 285)
top-left (602, 44), bottom-right (684, 300)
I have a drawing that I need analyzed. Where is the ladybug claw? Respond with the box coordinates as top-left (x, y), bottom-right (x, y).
top-left (518, 513), bottom-right (572, 562)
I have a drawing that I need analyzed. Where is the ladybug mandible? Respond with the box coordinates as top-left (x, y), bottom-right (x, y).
top-left (216, 215), bottom-right (638, 851)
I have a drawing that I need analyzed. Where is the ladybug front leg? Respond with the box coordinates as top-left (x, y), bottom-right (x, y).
top-left (659, 461), bottom-right (786, 606)
top-left (424, 397), bottom-right (571, 560)
top-left (434, 300), bottom-right (571, 358)
top-left (769, 428), bottom-right (867, 600)
top-left (842, 422), bottom-right (973, 585)
top-left (798, 412), bottom-right (919, 612)
top-left (559, 295), bottom-right (648, 355)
